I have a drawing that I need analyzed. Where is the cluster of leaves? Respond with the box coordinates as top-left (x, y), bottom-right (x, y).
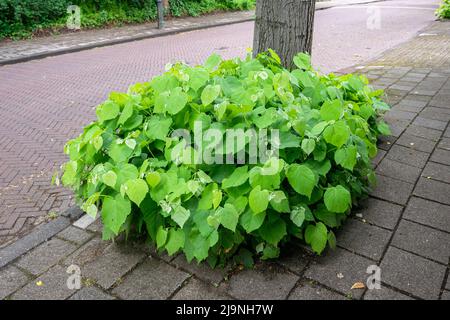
top-left (169, 0), bottom-right (255, 17)
top-left (0, 0), bottom-right (255, 40)
top-left (436, 0), bottom-right (450, 19)
top-left (0, 0), bottom-right (70, 39)
top-left (60, 50), bottom-right (390, 267)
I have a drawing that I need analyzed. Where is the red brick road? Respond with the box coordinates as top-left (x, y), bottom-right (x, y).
top-left (0, 0), bottom-right (440, 247)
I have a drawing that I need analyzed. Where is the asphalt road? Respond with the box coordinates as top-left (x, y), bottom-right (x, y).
top-left (0, 0), bottom-right (442, 246)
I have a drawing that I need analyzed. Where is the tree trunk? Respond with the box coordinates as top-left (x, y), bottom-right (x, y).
top-left (253, 0), bottom-right (316, 68)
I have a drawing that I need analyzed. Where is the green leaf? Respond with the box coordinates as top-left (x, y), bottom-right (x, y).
top-left (61, 161), bottom-right (77, 186)
top-left (108, 141), bottom-right (133, 163)
top-left (217, 203), bottom-right (239, 232)
top-left (118, 103), bottom-right (133, 125)
top-left (305, 222), bottom-right (328, 254)
top-left (165, 228), bottom-right (185, 255)
top-left (204, 53), bottom-right (221, 71)
top-left (145, 115), bottom-right (172, 141)
top-left (221, 166), bottom-right (248, 189)
top-left (269, 190), bottom-right (290, 213)
top-left (328, 231), bottom-right (337, 250)
top-left (286, 164), bottom-right (316, 198)
top-left (146, 171), bottom-right (161, 188)
top-left (323, 120), bottom-right (350, 148)
top-left (86, 204), bottom-right (98, 219)
top-left (124, 178), bottom-right (148, 206)
top-left (240, 209), bottom-right (266, 233)
top-left (301, 138), bottom-right (316, 155)
top-left (258, 214), bottom-right (287, 245)
top-left (96, 101), bottom-right (120, 122)
top-left (290, 206), bottom-right (305, 227)
top-left (201, 85), bottom-right (221, 106)
top-left (377, 121), bottom-right (391, 135)
top-left (249, 186), bottom-right (270, 214)
top-left (156, 226), bottom-right (168, 249)
top-left (102, 171), bottom-right (117, 188)
top-left (171, 205), bottom-right (190, 228)
top-left (188, 67), bottom-right (209, 91)
top-left (334, 145), bottom-right (357, 171)
top-left (101, 194), bottom-right (131, 235)
top-left (324, 185), bottom-right (351, 213)
top-left (155, 87), bottom-right (188, 115)
top-left (293, 53), bottom-right (311, 70)
top-left (212, 189), bottom-right (222, 209)
top-left (320, 99), bottom-right (343, 121)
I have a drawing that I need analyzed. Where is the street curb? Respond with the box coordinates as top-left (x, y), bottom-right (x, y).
top-left (0, 17), bottom-right (254, 66)
top-left (0, 0), bottom-right (389, 66)
top-left (0, 207), bottom-right (83, 269)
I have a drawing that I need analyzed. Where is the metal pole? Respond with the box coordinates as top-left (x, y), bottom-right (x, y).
top-left (156, 0), bottom-right (164, 29)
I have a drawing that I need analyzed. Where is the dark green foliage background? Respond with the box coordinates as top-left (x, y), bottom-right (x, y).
top-left (0, 0), bottom-right (255, 39)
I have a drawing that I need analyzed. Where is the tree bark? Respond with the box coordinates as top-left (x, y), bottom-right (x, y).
top-left (253, 0), bottom-right (316, 68)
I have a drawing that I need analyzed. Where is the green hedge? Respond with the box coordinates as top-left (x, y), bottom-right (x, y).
top-left (59, 51), bottom-right (391, 267)
top-left (436, 0), bottom-right (450, 19)
top-left (0, 0), bottom-right (255, 39)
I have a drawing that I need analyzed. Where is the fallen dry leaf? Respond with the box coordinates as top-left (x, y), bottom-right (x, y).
top-left (351, 282), bottom-right (365, 290)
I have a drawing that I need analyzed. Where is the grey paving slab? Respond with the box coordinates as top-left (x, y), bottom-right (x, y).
top-left (63, 237), bottom-right (109, 267)
top-left (370, 174), bottom-right (414, 205)
top-left (336, 219), bottom-right (391, 261)
top-left (385, 144), bottom-right (430, 168)
top-left (414, 177), bottom-right (450, 206)
top-left (277, 244), bottom-right (310, 275)
top-left (363, 286), bottom-right (414, 300)
top-left (69, 286), bottom-right (115, 300)
top-left (172, 278), bottom-right (231, 300)
top-left (395, 99), bottom-right (428, 112)
top-left (0, 265), bottom-right (30, 299)
top-left (422, 162), bottom-right (450, 184)
top-left (0, 216), bottom-right (71, 269)
top-left (384, 118), bottom-right (410, 137)
top-left (372, 149), bottom-right (386, 167)
top-left (172, 255), bottom-right (228, 286)
top-left (392, 220), bottom-right (450, 264)
top-left (15, 238), bottom-right (77, 275)
top-left (385, 109), bottom-right (416, 121)
top-left (446, 277), bottom-right (450, 290)
top-left (227, 264), bottom-right (299, 300)
top-left (420, 106), bottom-right (450, 121)
top-left (81, 242), bottom-right (146, 289)
top-left (356, 198), bottom-right (403, 230)
top-left (395, 133), bottom-right (437, 153)
top-left (56, 226), bottom-right (93, 245)
top-left (11, 265), bottom-right (76, 300)
top-left (430, 148), bottom-right (450, 166)
top-left (404, 125), bottom-right (442, 141)
top-left (304, 248), bottom-right (374, 299)
top-left (403, 197), bottom-right (450, 233)
top-left (85, 219), bottom-right (103, 233)
top-left (288, 282), bottom-right (346, 300)
top-left (437, 137), bottom-right (450, 150)
top-left (112, 257), bottom-right (189, 300)
top-left (376, 158), bottom-right (422, 183)
top-left (441, 290), bottom-right (450, 300)
top-left (413, 117), bottom-right (447, 131)
top-left (380, 247), bottom-right (446, 300)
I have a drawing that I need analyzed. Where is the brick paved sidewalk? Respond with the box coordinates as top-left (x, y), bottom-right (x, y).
top-left (0, 0), bottom-right (385, 65)
top-left (1, 19), bottom-right (449, 300)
